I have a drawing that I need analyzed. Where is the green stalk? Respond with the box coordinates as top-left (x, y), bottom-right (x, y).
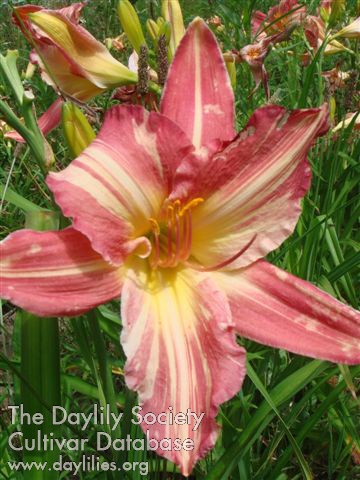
top-left (0, 99), bottom-right (46, 175)
top-left (20, 211), bottom-right (60, 480)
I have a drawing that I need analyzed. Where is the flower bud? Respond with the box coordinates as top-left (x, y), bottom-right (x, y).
top-left (62, 102), bottom-right (96, 158)
top-left (146, 19), bottom-right (159, 43)
top-left (158, 21), bottom-right (172, 46)
top-left (332, 112), bottom-right (360, 133)
top-left (161, 0), bottom-right (185, 56)
top-left (332, 16), bottom-right (360, 39)
top-left (329, 96), bottom-right (336, 121)
top-left (24, 61), bottom-right (36, 80)
top-left (157, 17), bottom-right (165, 28)
top-left (17, 6), bottom-right (138, 99)
top-left (225, 56), bottom-right (237, 90)
top-left (118, 0), bottom-right (147, 53)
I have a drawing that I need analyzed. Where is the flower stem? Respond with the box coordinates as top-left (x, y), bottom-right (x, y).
top-left (20, 211), bottom-right (61, 480)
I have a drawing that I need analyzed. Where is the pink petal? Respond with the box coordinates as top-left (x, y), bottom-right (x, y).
top-left (239, 40), bottom-right (271, 98)
top-left (161, 18), bottom-right (235, 151)
top-left (47, 105), bottom-right (194, 265)
top-left (56, 2), bottom-right (84, 23)
top-left (176, 105), bottom-right (328, 270)
top-left (5, 98), bottom-right (63, 143)
top-left (251, 11), bottom-right (267, 37)
top-left (13, 3), bottom-right (84, 24)
top-left (216, 260), bottom-right (360, 364)
top-left (267, 0), bottom-right (306, 33)
top-left (121, 262), bottom-right (246, 475)
top-left (14, 5), bottom-right (136, 97)
top-left (0, 228), bottom-right (122, 317)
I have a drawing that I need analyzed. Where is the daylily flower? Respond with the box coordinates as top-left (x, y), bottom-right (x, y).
top-left (238, 39), bottom-right (271, 98)
top-left (321, 65), bottom-right (350, 93)
top-left (304, 15), bottom-right (348, 55)
top-left (1, 18), bottom-right (360, 477)
top-left (252, 0), bottom-right (306, 38)
top-left (332, 112), bottom-right (360, 133)
top-left (332, 16), bottom-right (360, 39)
top-left (10, 3), bottom-right (137, 140)
top-left (206, 15), bottom-right (224, 32)
top-left (237, 29), bottom-right (293, 98)
top-left (251, 10), bottom-right (268, 39)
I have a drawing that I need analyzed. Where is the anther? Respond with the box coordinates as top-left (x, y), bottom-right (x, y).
top-left (180, 198), bottom-right (204, 216)
top-left (148, 197), bottom-right (204, 269)
top-left (149, 218), bottom-right (160, 235)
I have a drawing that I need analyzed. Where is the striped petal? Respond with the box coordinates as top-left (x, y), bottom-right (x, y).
top-left (216, 260), bottom-right (360, 364)
top-left (47, 105), bottom-right (194, 265)
top-left (333, 16), bottom-right (360, 39)
top-left (14, 4), bottom-right (137, 95)
top-left (121, 262), bottom-right (246, 475)
top-left (251, 10), bottom-right (267, 38)
top-left (29, 48), bottom-right (104, 101)
top-left (5, 98), bottom-right (63, 143)
top-left (0, 228), bottom-right (122, 317)
top-left (161, 18), bottom-right (235, 151)
top-left (181, 105), bottom-right (328, 270)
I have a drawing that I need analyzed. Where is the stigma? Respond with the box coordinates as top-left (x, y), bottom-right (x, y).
top-left (148, 198), bottom-right (204, 269)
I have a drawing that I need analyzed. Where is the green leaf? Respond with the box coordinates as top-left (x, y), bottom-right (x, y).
top-left (0, 183), bottom-right (45, 212)
top-left (207, 360), bottom-right (327, 479)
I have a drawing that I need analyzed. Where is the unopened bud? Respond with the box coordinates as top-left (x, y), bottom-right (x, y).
top-left (161, 0), bottom-right (185, 56)
top-left (329, 96), bottom-right (336, 121)
top-left (225, 57), bottom-right (237, 90)
top-left (157, 17), bottom-right (165, 28)
top-left (44, 139), bottom-right (55, 169)
top-left (118, 0), bottom-right (147, 53)
top-left (158, 21), bottom-right (171, 45)
top-left (146, 19), bottom-right (159, 43)
top-left (62, 102), bottom-right (96, 158)
top-left (24, 61), bottom-right (36, 80)
top-left (332, 17), bottom-right (360, 39)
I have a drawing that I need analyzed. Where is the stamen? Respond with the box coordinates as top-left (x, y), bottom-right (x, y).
top-left (149, 218), bottom-right (160, 268)
top-left (186, 210), bottom-right (193, 259)
top-left (172, 212), bottom-right (181, 266)
top-left (149, 218), bottom-right (160, 235)
top-left (180, 198), bottom-right (204, 216)
top-left (163, 205), bottom-right (174, 267)
top-left (185, 235), bottom-right (257, 272)
top-left (147, 197), bottom-right (204, 269)
top-left (179, 210), bottom-right (190, 261)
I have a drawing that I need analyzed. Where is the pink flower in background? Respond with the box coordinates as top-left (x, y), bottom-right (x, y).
top-left (237, 29), bottom-right (295, 99)
top-left (247, 0), bottom-right (306, 97)
top-left (1, 17), bottom-right (360, 477)
top-left (252, 0), bottom-right (306, 38)
top-left (304, 15), bottom-right (347, 55)
top-left (238, 39), bottom-right (271, 98)
top-left (321, 65), bottom-right (350, 93)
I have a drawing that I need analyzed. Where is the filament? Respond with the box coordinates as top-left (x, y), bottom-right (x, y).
top-left (184, 235), bottom-right (257, 272)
